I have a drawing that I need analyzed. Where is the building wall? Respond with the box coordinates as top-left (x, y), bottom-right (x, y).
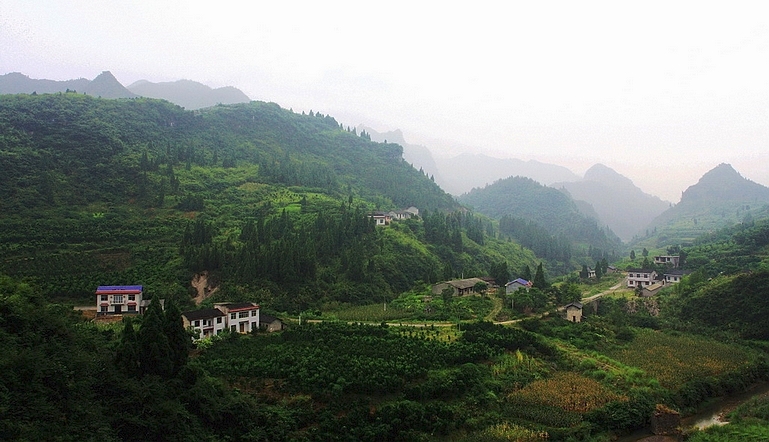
top-left (566, 307), bottom-right (582, 322)
top-left (227, 308), bottom-right (260, 333)
top-left (96, 293), bottom-right (141, 315)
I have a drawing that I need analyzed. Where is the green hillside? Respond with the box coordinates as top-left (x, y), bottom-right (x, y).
top-left (0, 93), bottom-right (535, 308)
top-left (642, 163), bottom-right (769, 247)
top-left (5, 93), bottom-right (769, 441)
top-left (458, 176), bottom-right (623, 268)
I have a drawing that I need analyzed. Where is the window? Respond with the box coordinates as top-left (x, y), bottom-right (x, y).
top-left (194, 320), bottom-right (200, 326)
top-left (127, 305), bottom-right (136, 312)
top-left (100, 306), bottom-right (108, 312)
top-left (113, 295), bottom-right (123, 304)
top-left (239, 311), bottom-right (249, 318)
top-left (100, 295), bottom-right (108, 301)
top-left (216, 317), bottom-right (222, 324)
top-left (128, 294), bottom-right (135, 301)
top-left (230, 313), bottom-right (236, 320)
top-left (251, 310), bottom-right (257, 317)
top-left (231, 325), bottom-right (237, 332)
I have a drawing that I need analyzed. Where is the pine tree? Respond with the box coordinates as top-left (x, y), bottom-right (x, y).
top-left (115, 317), bottom-right (139, 377)
top-left (137, 298), bottom-right (173, 378)
top-left (533, 263), bottom-right (547, 288)
top-left (163, 300), bottom-right (190, 375)
top-left (522, 264), bottom-right (532, 281)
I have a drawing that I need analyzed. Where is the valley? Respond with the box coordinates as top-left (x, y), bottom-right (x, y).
top-left (1, 88), bottom-right (769, 441)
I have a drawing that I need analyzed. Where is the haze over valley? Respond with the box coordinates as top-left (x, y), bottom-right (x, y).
top-left (4, 3), bottom-right (769, 441)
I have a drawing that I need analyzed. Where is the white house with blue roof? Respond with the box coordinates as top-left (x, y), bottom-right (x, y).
top-left (95, 285), bottom-right (143, 315)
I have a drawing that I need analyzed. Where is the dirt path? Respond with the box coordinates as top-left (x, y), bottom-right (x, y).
top-left (583, 282), bottom-right (624, 302)
top-left (484, 292), bottom-right (504, 322)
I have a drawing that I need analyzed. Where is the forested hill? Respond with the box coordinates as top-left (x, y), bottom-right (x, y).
top-left (0, 93), bottom-right (456, 213)
top-left (459, 176), bottom-right (621, 243)
top-left (0, 93), bottom-right (539, 308)
top-left (642, 163), bottom-right (769, 246)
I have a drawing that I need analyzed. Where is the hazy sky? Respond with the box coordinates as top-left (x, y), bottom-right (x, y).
top-left (2, 1), bottom-right (768, 202)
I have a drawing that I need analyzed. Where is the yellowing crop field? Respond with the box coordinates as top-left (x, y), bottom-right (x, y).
top-left (605, 329), bottom-right (751, 389)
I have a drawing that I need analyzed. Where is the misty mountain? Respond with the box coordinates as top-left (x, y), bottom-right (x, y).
top-left (127, 79), bottom-right (251, 109)
top-left (359, 125), bottom-right (444, 185)
top-left (0, 72), bottom-right (250, 109)
top-left (646, 163), bottom-right (769, 244)
top-left (357, 125), bottom-right (580, 196)
top-left (81, 71), bottom-right (137, 98)
top-left (0, 72), bottom-right (90, 94)
top-left (553, 164), bottom-right (670, 241)
top-left (435, 153), bottom-right (580, 196)
top-left (458, 176), bottom-right (621, 252)
top-left (0, 71), bottom-right (136, 99)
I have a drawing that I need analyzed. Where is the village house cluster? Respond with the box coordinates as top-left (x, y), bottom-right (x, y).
top-left (625, 255), bottom-right (691, 296)
top-left (95, 285), bottom-right (283, 338)
top-left (368, 206), bottom-right (419, 226)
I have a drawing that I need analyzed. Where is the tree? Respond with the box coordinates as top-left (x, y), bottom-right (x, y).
top-left (115, 317), bottom-right (140, 377)
top-left (473, 281), bottom-right (488, 296)
top-left (521, 264), bottom-right (532, 281)
top-left (163, 300), bottom-right (190, 375)
top-left (533, 263), bottom-right (547, 289)
top-left (642, 248), bottom-right (649, 257)
top-left (595, 261), bottom-right (603, 280)
top-left (490, 261), bottom-right (509, 286)
top-left (441, 287), bottom-right (454, 305)
top-left (630, 250), bottom-right (636, 260)
top-left (137, 298), bottom-right (173, 378)
top-left (580, 264), bottom-right (589, 279)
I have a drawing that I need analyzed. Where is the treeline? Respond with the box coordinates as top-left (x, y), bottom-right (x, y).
top-left (177, 205), bottom-right (532, 311)
top-left (0, 93), bottom-right (458, 215)
top-left (458, 176), bottom-right (622, 271)
top-left (499, 215), bottom-right (572, 262)
top-left (660, 216), bottom-right (769, 339)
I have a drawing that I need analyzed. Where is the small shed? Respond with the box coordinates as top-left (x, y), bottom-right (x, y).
top-left (641, 282), bottom-right (664, 297)
top-left (260, 314), bottom-right (286, 332)
top-left (565, 302), bottom-right (583, 323)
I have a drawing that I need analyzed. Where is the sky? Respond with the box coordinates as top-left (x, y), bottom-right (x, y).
top-left (2, 1), bottom-right (768, 202)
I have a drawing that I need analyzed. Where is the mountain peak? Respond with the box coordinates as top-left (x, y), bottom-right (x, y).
top-left (83, 71), bottom-right (136, 98)
top-left (583, 163), bottom-right (634, 188)
top-left (681, 163), bottom-right (769, 203)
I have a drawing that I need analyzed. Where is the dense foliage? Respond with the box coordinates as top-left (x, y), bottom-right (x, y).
top-left (459, 176), bottom-right (622, 274)
top-left (0, 93), bottom-right (541, 309)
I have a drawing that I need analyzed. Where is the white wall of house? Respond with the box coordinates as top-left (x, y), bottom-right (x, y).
top-left (626, 271), bottom-right (658, 288)
top-left (185, 315), bottom-right (227, 338)
top-left (96, 291), bottom-right (142, 315)
top-left (227, 308), bottom-right (260, 333)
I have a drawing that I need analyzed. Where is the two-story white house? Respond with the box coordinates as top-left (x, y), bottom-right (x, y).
top-left (626, 269), bottom-right (658, 288)
top-left (214, 302), bottom-right (261, 334)
top-left (182, 308), bottom-right (227, 338)
top-left (182, 302), bottom-right (261, 339)
top-left (96, 285), bottom-right (143, 316)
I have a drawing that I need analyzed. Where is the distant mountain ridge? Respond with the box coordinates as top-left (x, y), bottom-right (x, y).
top-left (554, 164), bottom-right (670, 241)
top-left (645, 163), bottom-right (769, 244)
top-left (437, 153), bottom-right (581, 195)
top-left (0, 71), bottom-right (250, 109)
top-left (0, 71), bottom-right (136, 98)
top-left (127, 79), bottom-right (251, 109)
top-left (358, 125), bottom-right (580, 195)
